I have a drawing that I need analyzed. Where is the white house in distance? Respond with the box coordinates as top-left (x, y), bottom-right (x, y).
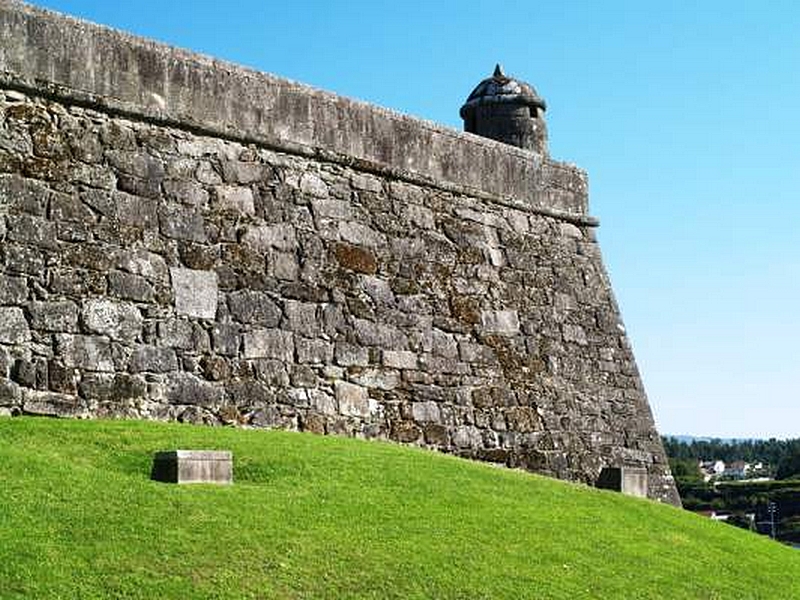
top-left (724, 461), bottom-right (748, 479)
top-left (699, 460), bottom-right (771, 482)
top-left (700, 460), bottom-right (726, 482)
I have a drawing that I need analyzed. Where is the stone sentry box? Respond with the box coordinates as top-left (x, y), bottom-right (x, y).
top-left (151, 450), bottom-right (233, 484)
top-left (0, 2), bottom-right (680, 505)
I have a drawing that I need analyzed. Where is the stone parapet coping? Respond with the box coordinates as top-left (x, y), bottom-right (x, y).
top-left (0, 1), bottom-right (596, 226)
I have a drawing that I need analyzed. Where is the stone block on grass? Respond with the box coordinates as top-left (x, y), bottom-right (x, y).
top-left (596, 466), bottom-right (648, 499)
top-left (151, 450), bottom-right (232, 484)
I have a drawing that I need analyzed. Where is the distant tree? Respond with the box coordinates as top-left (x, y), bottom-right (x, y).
top-left (661, 436), bottom-right (800, 477)
top-left (776, 448), bottom-right (800, 480)
top-left (669, 458), bottom-right (703, 482)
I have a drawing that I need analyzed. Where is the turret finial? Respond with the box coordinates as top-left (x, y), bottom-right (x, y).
top-left (460, 64), bottom-right (549, 155)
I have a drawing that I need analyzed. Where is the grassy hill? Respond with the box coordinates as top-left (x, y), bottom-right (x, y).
top-left (1, 417), bottom-right (799, 599)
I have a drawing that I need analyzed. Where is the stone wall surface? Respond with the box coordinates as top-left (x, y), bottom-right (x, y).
top-left (0, 1), bottom-right (679, 505)
top-left (0, 0), bottom-right (590, 221)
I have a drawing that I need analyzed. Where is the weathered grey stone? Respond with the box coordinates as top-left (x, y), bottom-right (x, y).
top-left (151, 450), bottom-right (232, 484)
top-left (243, 329), bottom-right (294, 361)
top-left (335, 342), bottom-right (369, 367)
top-left (56, 220), bottom-right (92, 242)
top-left (458, 341), bottom-right (496, 365)
top-left (28, 300), bottom-right (79, 332)
top-left (283, 300), bottom-right (320, 336)
top-left (0, 307), bottom-right (30, 344)
top-left (392, 420), bottom-right (421, 443)
top-left (106, 149), bottom-right (164, 180)
top-left (200, 355), bottom-right (230, 381)
top-left (0, 275), bottom-right (27, 304)
top-left (431, 329), bottom-right (458, 358)
top-left (82, 299), bottom-right (142, 342)
top-left (560, 222), bottom-right (584, 239)
top-left (338, 221), bottom-right (385, 248)
top-left (242, 223), bottom-right (297, 252)
top-left (11, 357), bottom-right (46, 389)
top-left (272, 252), bottom-right (300, 281)
top-left (359, 276), bottom-right (394, 305)
top-left (179, 243), bottom-right (218, 271)
top-left (308, 388), bottom-right (336, 415)
top-left (129, 345), bottom-right (178, 373)
top-left (0, 378), bottom-right (22, 406)
top-left (157, 319), bottom-right (210, 351)
top-left (176, 138), bottom-right (225, 158)
top-left (0, 346), bottom-right (12, 379)
top-left (99, 121), bottom-right (136, 149)
top-left (311, 198), bottom-right (351, 220)
top-left (220, 160), bottom-right (264, 184)
top-left (506, 406), bottom-right (542, 433)
top-left (111, 191), bottom-right (158, 229)
top-left (214, 185), bottom-right (255, 214)
top-left (248, 405), bottom-right (295, 428)
top-left (299, 173), bottom-right (328, 198)
top-left (3, 242), bottom-right (45, 274)
top-left (212, 322), bottom-right (240, 356)
top-left (402, 203), bottom-right (435, 229)
top-left (7, 214), bottom-right (57, 248)
top-left (228, 290), bottom-right (281, 326)
top-left (424, 423), bottom-right (449, 446)
top-left (21, 388), bottom-right (84, 417)
top-left (382, 350), bottom-right (418, 370)
top-left (55, 334), bottom-right (114, 371)
top-left (349, 368), bottom-right (400, 391)
top-left (296, 338), bottom-right (333, 364)
top-left (352, 318), bottom-right (407, 349)
top-left (335, 381), bottom-right (370, 418)
top-left (350, 173), bottom-right (382, 193)
top-left (48, 269), bottom-right (104, 296)
top-left (166, 372), bottom-right (224, 407)
top-left (50, 191), bottom-right (95, 223)
top-left (290, 364), bottom-right (317, 388)
top-left (452, 425), bottom-right (482, 449)
top-left (117, 249), bottom-right (169, 282)
top-left (79, 372), bottom-right (146, 401)
top-left (163, 179), bottom-right (209, 208)
top-left (411, 401), bottom-right (441, 423)
top-left (171, 268), bottom-right (218, 319)
top-left (195, 161), bottom-right (223, 185)
top-left (563, 323), bottom-right (588, 345)
top-left (159, 204), bottom-right (206, 242)
top-left (109, 270), bottom-right (154, 302)
top-left (480, 310), bottom-right (520, 336)
top-left (65, 127), bottom-right (103, 163)
top-left (0, 174), bottom-right (49, 215)
top-left (252, 359), bottom-right (290, 386)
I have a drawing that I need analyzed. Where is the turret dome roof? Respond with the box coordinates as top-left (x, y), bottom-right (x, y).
top-left (460, 64), bottom-right (546, 118)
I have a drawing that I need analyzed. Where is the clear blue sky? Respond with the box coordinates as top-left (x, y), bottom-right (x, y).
top-left (29, 0), bottom-right (800, 439)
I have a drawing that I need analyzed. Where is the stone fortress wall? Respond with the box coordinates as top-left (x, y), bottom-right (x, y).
top-left (0, 1), bottom-right (679, 505)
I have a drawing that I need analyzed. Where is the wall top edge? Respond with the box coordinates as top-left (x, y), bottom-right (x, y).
top-left (0, 0), bottom-right (590, 218)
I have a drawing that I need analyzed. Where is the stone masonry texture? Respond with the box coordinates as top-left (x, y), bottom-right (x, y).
top-left (0, 1), bottom-right (679, 504)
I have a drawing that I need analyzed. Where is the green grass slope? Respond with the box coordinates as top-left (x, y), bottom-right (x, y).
top-left (1, 417), bottom-right (798, 599)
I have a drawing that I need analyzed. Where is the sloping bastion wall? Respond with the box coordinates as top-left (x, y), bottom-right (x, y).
top-left (0, 1), bottom-right (679, 504)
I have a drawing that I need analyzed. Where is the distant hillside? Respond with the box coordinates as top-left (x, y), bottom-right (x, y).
top-left (665, 435), bottom-right (763, 444)
top-left (663, 436), bottom-right (800, 479)
top-left (2, 417), bottom-right (800, 599)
